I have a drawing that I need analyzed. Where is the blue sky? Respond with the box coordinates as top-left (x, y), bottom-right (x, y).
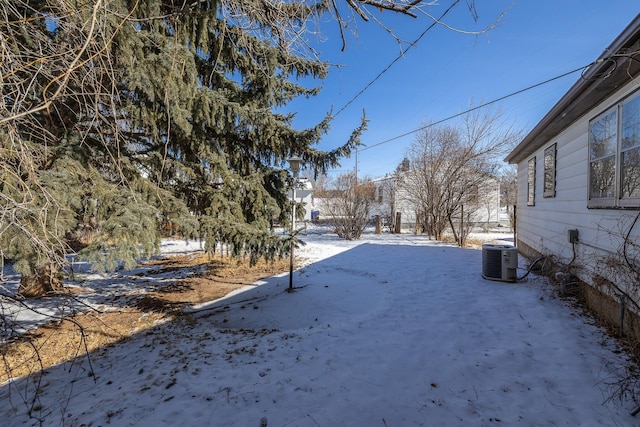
top-left (284, 1), bottom-right (639, 179)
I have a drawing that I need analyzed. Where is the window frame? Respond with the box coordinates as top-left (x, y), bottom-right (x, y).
top-left (620, 92), bottom-right (640, 204)
top-left (527, 156), bottom-right (536, 206)
top-left (543, 143), bottom-right (556, 198)
top-left (588, 90), bottom-right (640, 208)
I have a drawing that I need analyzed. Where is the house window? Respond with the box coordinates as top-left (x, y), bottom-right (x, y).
top-left (622, 94), bottom-right (640, 198)
top-left (543, 144), bottom-right (556, 198)
top-left (588, 90), bottom-right (640, 207)
top-left (527, 157), bottom-right (535, 206)
top-left (589, 107), bottom-right (617, 202)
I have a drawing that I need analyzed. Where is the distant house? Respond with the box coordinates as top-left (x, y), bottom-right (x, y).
top-left (371, 164), bottom-right (502, 233)
top-left (294, 178), bottom-right (315, 222)
top-left (370, 174), bottom-right (409, 231)
top-left (505, 14), bottom-right (640, 337)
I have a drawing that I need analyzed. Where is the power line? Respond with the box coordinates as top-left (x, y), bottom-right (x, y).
top-left (332, 0), bottom-right (462, 119)
top-left (359, 61), bottom-right (596, 153)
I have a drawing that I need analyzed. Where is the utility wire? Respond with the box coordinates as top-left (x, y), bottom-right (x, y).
top-left (332, 0), bottom-right (462, 119)
top-left (359, 61), bottom-right (596, 152)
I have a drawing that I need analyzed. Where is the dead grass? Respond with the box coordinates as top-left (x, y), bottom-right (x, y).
top-left (1, 253), bottom-right (290, 383)
top-left (439, 235), bottom-right (512, 249)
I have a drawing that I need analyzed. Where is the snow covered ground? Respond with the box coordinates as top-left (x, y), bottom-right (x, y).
top-left (1, 227), bottom-right (638, 426)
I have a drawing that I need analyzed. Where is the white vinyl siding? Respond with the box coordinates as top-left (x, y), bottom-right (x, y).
top-left (517, 80), bottom-right (640, 273)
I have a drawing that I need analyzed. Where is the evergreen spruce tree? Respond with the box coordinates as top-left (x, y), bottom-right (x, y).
top-left (0, 0), bottom-right (366, 296)
top-left (0, 0), bottom-right (469, 296)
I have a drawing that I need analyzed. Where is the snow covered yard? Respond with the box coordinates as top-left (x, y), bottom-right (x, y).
top-left (1, 229), bottom-right (638, 426)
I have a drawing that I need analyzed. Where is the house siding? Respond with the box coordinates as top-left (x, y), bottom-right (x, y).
top-left (516, 79), bottom-right (640, 286)
top-left (393, 184), bottom-right (418, 230)
top-left (507, 15), bottom-right (640, 340)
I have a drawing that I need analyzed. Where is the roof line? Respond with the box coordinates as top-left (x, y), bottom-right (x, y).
top-left (505, 13), bottom-right (640, 164)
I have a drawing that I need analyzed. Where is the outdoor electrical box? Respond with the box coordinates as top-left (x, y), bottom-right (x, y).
top-left (568, 229), bottom-right (579, 244)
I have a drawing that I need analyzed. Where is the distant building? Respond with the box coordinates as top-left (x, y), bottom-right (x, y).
top-left (371, 167), bottom-right (501, 233)
top-left (294, 177), bottom-right (314, 222)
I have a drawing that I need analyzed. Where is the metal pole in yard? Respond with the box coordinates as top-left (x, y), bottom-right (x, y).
top-left (287, 157), bottom-right (303, 293)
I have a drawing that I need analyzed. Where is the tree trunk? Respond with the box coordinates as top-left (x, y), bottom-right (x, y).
top-left (448, 214), bottom-right (459, 245)
top-left (18, 262), bottom-right (64, 297)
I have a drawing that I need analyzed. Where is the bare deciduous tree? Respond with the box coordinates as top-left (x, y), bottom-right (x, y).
top-left (402, 105), bottom-right (521, 246)
top-left (319, 173), bottom-right (374, 240)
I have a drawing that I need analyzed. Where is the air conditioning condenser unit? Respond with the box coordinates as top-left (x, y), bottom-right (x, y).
top-left (482, 244), bottom-right (518, 282)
